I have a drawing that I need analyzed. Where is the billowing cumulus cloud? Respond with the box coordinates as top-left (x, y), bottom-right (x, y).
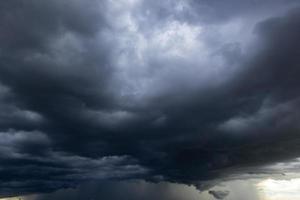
top-left (0, 0), bottom-right (300, 198)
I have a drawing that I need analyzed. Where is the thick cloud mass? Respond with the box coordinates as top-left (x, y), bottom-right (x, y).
top-left (0, 0), bottom-right (300, 197)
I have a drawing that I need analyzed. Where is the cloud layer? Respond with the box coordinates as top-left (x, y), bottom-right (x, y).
top-left (0, 0), bottom-right (300, 197)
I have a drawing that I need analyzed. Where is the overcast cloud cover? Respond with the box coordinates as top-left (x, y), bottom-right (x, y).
top-left (0, 0), bottom-right (300, 198)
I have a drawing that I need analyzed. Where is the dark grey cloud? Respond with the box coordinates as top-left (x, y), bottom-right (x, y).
top-left (22, 180), bottom-right (204, 200)
top-left (0, 0), bottom-right (300, 198)
top-left (209, 190), bottom-right (230, 200)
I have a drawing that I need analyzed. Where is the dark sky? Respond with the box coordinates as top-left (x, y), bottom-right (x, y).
top-left (0, 0), bottom-right (300, 198)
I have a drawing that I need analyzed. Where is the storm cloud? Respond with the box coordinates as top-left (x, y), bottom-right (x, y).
top-left (0, 0), bottom-right (300, 198)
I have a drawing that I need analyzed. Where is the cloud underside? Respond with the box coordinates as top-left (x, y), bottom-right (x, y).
top-left (0, 0), bottom-right (300, 196)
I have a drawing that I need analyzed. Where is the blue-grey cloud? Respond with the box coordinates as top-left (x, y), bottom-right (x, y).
top-left (0, 0), bottom-right (300, 198)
